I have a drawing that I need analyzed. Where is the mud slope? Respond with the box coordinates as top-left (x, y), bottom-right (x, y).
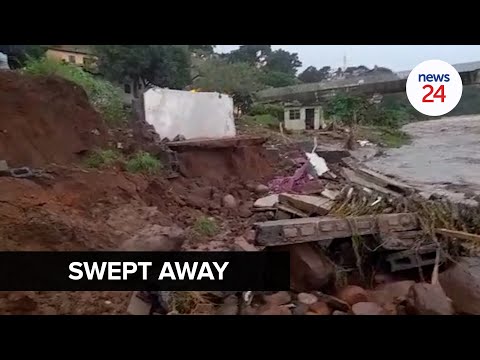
top-left (0, 71), bottom-right (107, 167)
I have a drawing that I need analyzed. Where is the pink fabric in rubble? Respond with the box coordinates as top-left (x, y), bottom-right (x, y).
top-left (268, 158), bottom-right (313, 193)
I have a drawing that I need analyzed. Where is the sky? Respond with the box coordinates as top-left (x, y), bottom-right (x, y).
top-left (215, 45), bottom-right (480, 72)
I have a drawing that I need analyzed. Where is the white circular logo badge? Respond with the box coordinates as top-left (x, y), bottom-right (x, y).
top-left (406, 59), bottom-right (463, 117)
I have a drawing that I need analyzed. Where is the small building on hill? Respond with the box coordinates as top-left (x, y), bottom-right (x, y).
top-left (283, 101), bottom-right (326, 131)
top-left (45, 45), bottom-right (144, 105)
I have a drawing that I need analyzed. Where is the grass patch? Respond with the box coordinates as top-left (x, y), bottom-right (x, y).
top-left (85, 149), bottom-right (122, 168)
top-left (358, 126), bottom-right (412, 148)
top-left (126, 151), bottom-right (162, 174)
top-left (241, 114), bottom-right (279, 129)
top-left (193, 216), bottom-right (218, 237)
top-left (23, 57), bottom-right (128, 126)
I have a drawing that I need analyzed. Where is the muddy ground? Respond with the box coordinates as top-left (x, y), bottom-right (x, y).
top-left (366, 115), bottom-right (480, 204)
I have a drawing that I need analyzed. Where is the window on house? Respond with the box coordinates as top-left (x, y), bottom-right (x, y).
top-left (124, 84), bottom-right (131, 94)
top-left (289, 109), bottom-right (301, 120)
top-left (68, 55), bottom-right (76, 64)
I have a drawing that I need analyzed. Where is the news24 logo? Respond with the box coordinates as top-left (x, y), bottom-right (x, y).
top-left (406, 60), bottom-right (463, 117)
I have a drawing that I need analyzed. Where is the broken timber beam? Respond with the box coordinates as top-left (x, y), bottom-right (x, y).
top-left (278, 193), bottom-right (333, 216)
top-left (254, 212), bottom-right (418, 247)
top-left (435, 228), bottom-right (480, 242)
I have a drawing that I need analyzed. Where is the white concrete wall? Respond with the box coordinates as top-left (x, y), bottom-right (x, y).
top-left (144, 88), bottom-right (236, 140)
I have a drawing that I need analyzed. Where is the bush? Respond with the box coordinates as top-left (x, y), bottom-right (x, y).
top-left (85, 149), bottom-right (123, 168)
top-left (23, 57), bottom-right (128, 126)
top-left (193, 216), bottom-right (218, 237)
top-left (248, 103), bottom-right (284, 120)
top-left (126, 151), bottom-right (162, 174)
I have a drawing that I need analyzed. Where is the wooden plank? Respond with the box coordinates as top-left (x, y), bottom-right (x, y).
top-left (278, 193), bottom-right (333, 216)
top-left (356, 167), bottom-right (415, 195)
top-left (342, 168), bottom-right (400, 197)
top-left (276, 203), bottom-right (309, 218)
top-left (435, 228), bottom-right (480, 242)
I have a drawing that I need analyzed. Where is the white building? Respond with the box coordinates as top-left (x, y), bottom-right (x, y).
top-left (283, 102), bottom-right (326, 131)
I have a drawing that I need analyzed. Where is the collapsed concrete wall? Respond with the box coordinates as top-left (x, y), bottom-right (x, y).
top-left (143, 88), bottom-right (236, 140)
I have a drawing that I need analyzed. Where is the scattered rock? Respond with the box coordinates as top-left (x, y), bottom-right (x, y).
top-left (254, 194), bottom-right (279, 208)
top-left (309, 301), bottom-right (331, 315)
top-left (439, 257), bottom-right (480, 314)
top-left (305, 311), bottom-right (319, 315)
top-left (292, 303), bottom-right (309, 315)
top-left (255, 184), bottom-right (269, 194)
top-left (369, 280), bottom-right (415, 305)
top-left (233, 236), bottom-right (258, 252)
top-left (352, 302), bottom-right (387, 315)
top-left (297, 293), bottom-right (318, 305)
top-left (91, 128), bottom-right (100, 136)
top-left (285, 243), bottom-right (335, 292)
top-left (257, 304), bottom-right (292, 315)
top-left (244, 229), bottom-right (256, 243)
top-left (383, 303), bottom-right (397, 315)
top-left (407, 283), bottom-right (454, 315)
top-left (223, 194), bottom-right (237, 208)
top-left (216, 304), bottom-right (238, 315)
top-left (238, 205), bottom-right (253, 218)
top-left (337, 285), bottom-right (368, 306)
top-left (262, 291), bottom-right (292, 306)
top-left (333, 310), bottom-right (349, 315)
top-left (121, 224), bottom-right (185, 251)
top-left (315, 292), bottom-right (350, 313)
top-left (278, 193), bottom-right (333, 216)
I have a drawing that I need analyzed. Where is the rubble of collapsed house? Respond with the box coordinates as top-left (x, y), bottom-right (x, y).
top-left (128, 138), bottom-right (480, 316)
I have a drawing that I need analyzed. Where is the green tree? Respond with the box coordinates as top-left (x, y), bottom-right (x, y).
top-left (93, 45), bottom-right (191, 92)
top-left (194, 59), bottom-right (264, 112)
top-left (264, 49), bottom-right (302, 76)
top-left (261, 70), bottom-right (298, 87)
top-left (225, 45), bottom-right (272, 67)
top-left (0, 45), bottom-right (47, 68)
top-left (298, 66), bottom-right (331, 83)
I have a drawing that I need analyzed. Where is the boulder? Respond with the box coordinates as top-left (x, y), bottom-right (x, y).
top-left (257, 304), bottom-right (292, 315)
top-left (261, 291), bottom-right (292, 306)
top-left (407, 283), bottom-right (454, 315)
top-left (439, 257), bottom-right (480, 314)
top-left (216, 304), bottom-right (238, 315)
top-left (369, 280), bottom-right (415, 305)
top-left (337, 285), bottom-right (368, 306)
top-left (255, 184), bottom-right (269, 194)
top-left (309, 301), bottom-right (331, 315)
top-left (223, 194), bottom-right (237, 208)
top-left (292, 303), bottom-right (309, 315)
top-left (121, 224), bottom-right (185, 251)
top-left (352, 302), bottom-right (387, 315)
top-left (280, 243), bottom-right (335, 292)
top-left (254, 194), bottom-right (279, 208)
top-left (297, 293), bottom-right (318, 305)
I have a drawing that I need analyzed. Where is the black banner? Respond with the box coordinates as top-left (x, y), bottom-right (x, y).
top-left (0, 252), bottom-right (290, 291)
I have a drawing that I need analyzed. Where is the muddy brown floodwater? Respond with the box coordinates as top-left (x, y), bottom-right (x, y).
top-left (365, 115), bottom-right (480, 204)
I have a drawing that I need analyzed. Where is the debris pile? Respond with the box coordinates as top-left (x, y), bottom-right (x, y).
top-left (156, 141), bottom-right (480, 316)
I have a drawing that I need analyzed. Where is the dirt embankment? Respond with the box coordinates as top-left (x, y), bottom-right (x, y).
top-left (0, 71), bottom-right (107, 167)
